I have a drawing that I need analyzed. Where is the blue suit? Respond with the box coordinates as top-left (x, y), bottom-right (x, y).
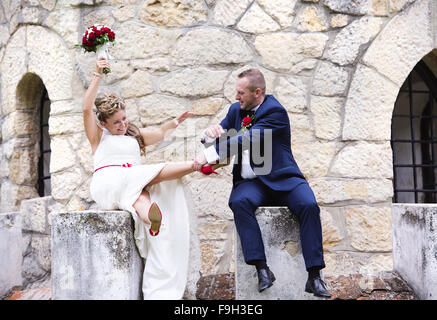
top-left (214, 95), bottom-right (325, 270)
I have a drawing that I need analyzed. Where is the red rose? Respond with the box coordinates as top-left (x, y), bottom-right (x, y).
top-left (95, 30), bottom-right (102, 37)
top-left (108, 31), bottom-right (115, 40)
top-left (243, 116), bottom-right (252, 127)
top-left (88, 32), bottom-right (96, 40)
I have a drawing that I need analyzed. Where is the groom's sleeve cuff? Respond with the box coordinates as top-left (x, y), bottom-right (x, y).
top-left (201, 131), bottom-right (216, 144)
top-left (203, 145), bottom-right (220, 164)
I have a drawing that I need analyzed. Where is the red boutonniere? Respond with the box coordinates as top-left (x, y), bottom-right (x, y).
top-left (241, 114), bottom-right (255, 132)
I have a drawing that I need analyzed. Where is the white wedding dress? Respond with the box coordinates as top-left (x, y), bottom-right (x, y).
top-left (90, 128), bottom-right (190, 300)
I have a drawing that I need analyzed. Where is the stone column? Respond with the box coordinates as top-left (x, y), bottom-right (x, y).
top-left (51, 210), bottom-right (143, 300)
top-left (392, 204), bottom-right (437, 300)
top-left (235, 207), bottom-right (322, 300)
top-left (0, 212), bottom-right (22, 298)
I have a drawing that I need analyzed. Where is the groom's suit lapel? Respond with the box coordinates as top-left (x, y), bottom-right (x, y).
top-left (234, 95), bottom-right (269, 130)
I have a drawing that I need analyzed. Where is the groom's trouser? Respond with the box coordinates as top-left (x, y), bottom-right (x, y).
top-left (229, 178), bottom-right (325, 270)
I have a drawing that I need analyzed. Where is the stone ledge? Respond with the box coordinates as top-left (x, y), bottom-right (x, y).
top-left (50, 210), bottom-right (143, 300)
top-left (235, 207), bottom-right (322, 300)
top-left (392, 204), bottom-right (437, 300)
top-left (0, 212), bottom-right (22, 298)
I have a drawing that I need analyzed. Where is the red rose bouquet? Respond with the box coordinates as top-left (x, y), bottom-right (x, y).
top-left (75, 25), bottom-right (115, 74)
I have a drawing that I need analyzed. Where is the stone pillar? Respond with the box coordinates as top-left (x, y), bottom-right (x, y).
top-left (392, 204), bottom-right (437, 300)
top-left (235, 207), bottom-right (322, 300)
top-left (51, 210), bottom-right (143, 300)
top-left (0, 212), bottom-right (23, 298)
top-left (20, 196), bottom-right (54, 288)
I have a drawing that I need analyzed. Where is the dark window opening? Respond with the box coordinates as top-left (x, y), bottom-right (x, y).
top-left (38, 88), bottom-right (51, 196)
top-left (391, 60), bottom-right (437, 203)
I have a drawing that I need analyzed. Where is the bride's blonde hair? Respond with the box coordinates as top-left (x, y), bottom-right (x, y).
top-left (95, 93), bottom-right (146, 154)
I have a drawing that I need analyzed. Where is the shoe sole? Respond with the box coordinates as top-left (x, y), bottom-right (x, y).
top-left (148, 202), bottom-right (162, 236)
top-left (305, 287), bottom-right (331, 298)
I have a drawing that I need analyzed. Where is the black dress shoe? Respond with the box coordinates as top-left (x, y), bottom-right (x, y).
top-left (305, 276), bottom-right (331, 298)
top-left (257, 267), bottom-right (276, 292)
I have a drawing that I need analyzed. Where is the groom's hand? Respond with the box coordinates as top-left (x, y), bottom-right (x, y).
top-left (205, 124), bottom-right (225, 139)
top-left (193, 153), bottom-right (207, 171)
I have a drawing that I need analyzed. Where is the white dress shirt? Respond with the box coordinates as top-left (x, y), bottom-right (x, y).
top-left (202, 105), bottom-right (260, 179)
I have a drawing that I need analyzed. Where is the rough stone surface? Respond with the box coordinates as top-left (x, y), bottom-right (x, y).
top-left (362, 0), bottom-right (433, 86)
top-left (213, 0), bottom-right (251, 26)
top-left (139, 0), bottom-right (207, 27)
top-left (296, 5), bottom-right (329, 32)
top-left (330, 142), bottom-right (393, 179)
top-left (237, 2), bottom-right (281, 33)
top-left (345, 206), bottom-right (393, 252)
top-left (326, 16), bottom-right (384, 65)
top-left (255, 32), bottom-right (328, 71)
top-left (310, 96), bottom-right (343, 140)
top-left (323, 0), bottom-right (370, 15)
top-left (172, 28), bottom-right (253, 66)
top-left (310, 178), bottom-right (393, 204)
top-left (111, 22), bottom-right (181, 60)
top-left (392, 204), bottom-right (437, 300)
top-left (235, 207), bottom-right (322, 300)
top-left (196, 273), bottom-right (235, 300)
top-left (342, 64), bottom-right (399, 140)
top-left (51, 210), bottom-right (143, 300)
top-left (312, 61), bottom-right (349, 96)
top-left (0, 212), bottom-right (22, 298)
top-left (258, 0), bottom-right (298, 28)
top-left (324, 271), bottom-right (417, 300)
top-left (159, 68), bottom-right (228, 97)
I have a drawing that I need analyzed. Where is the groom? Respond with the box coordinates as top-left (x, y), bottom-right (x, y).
top-left (194, 69), bottom-right (331, 298)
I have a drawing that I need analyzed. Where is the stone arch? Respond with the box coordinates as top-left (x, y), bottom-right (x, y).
top-left (342, 0), bottom-right (435, 142)
top-left (332, 0), bottom-right (436, 179)
top-left (0, 25), bottom-right (75, 211)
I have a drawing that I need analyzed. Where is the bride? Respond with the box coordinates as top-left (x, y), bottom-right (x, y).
top-left (83, 58), bottom-right (205, 299)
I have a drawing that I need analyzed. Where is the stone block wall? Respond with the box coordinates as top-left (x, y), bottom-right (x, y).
top-left (20, 197), bottom-right (58, 289)
top-left (1, 0), bottom-right (436, 284)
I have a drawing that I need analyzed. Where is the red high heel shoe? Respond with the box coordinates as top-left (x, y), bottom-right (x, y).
top-left (148, 202), bottom-right (162, 236)
top-left (201, 165), bottom-right (218, 175)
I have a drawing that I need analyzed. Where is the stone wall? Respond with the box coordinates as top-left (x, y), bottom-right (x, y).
top-left (1, 0), bottom-right (437, 284)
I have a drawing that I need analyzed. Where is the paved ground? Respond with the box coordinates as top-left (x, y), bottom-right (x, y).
top-left (3, 271), bottom-right (417, 300)
top-left (5, 288), bottom-right (51, 300)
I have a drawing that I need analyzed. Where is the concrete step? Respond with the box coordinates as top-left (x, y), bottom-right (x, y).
top-left (6, 288), bottom-right (51, 300)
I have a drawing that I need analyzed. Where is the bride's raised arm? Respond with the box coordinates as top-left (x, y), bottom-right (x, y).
top-left (83, 57), bottom-right (110, 153)
top-left (140, 111), bottom-right (194, 146)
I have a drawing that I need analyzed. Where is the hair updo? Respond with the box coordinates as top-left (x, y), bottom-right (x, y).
top-left (95, 93), bottom-right (146, 154)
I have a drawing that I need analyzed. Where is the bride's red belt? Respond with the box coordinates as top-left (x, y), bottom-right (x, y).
top-left (94, 163), bottom-right (132, 173)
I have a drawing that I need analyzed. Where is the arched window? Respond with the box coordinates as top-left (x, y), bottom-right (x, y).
top-left (391, 60), bottom-right (437, 203)
top-left (38, 88), bottom-right (51, 196)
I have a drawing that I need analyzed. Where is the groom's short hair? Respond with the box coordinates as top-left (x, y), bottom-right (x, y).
top-left (238, 69), bottom-right (266, 95)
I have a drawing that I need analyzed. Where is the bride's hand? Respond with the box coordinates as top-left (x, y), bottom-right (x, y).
top-left (174, 111), bottom-right (195, 127)
top-left (192, 153), bottom-right (207, 171)
top-left (96, 57), bottom-right (110, 75)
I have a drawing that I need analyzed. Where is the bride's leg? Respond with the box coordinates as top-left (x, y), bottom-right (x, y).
top-left (148, 161), bottom-right (194, 186)
top-left (133, 189), bottom-right (152, 224)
